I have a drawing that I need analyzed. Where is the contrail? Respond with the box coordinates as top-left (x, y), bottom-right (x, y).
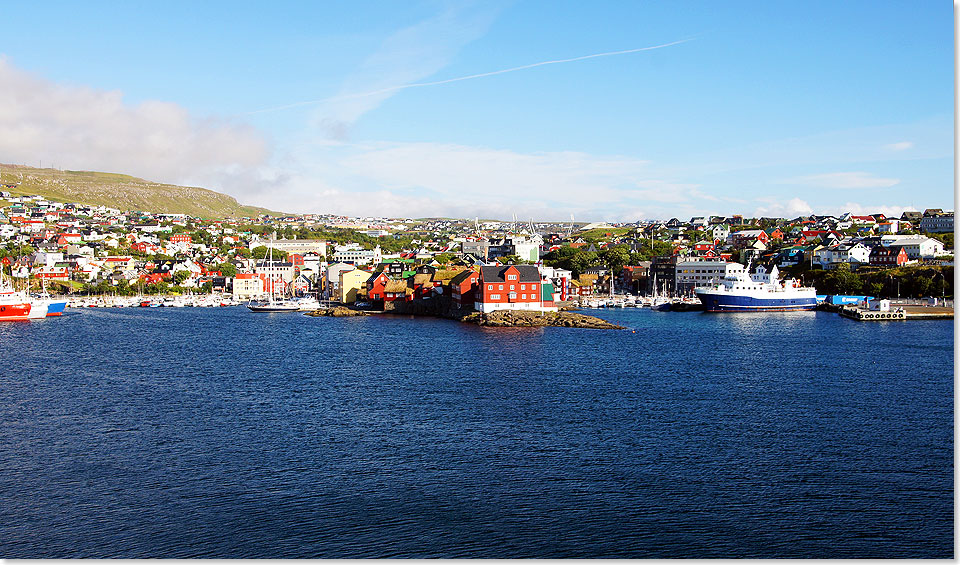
top-left (249, 38), bottom-right (692, 115)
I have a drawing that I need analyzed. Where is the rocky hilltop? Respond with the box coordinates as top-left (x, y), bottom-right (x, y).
top-left (0, 164), bottom-right (283, 219)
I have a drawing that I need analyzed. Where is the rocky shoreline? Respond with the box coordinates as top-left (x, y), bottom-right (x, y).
top-left (460, 309), bottom-right (624, 329)
top-left (303, 306), bottom-right (369, 317)
top-left (304, 300), bottom-right (622, 329)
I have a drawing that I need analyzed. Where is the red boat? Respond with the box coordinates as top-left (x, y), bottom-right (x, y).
top-left (0, 280), bottom-right (32, 321)
top-left (0, 301), bottom-right (32, 321)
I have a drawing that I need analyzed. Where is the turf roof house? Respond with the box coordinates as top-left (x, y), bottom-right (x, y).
top-left (474, 265), bottom-right (558, 314)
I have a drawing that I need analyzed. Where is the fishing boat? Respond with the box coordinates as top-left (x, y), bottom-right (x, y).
top-left (694, 263), bottom-right (816, 312)
top-left (0, 273), bottom-right (32, 321)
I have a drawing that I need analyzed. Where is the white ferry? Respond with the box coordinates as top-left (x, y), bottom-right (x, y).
top-left (694, 263), bottom-right (817, 312)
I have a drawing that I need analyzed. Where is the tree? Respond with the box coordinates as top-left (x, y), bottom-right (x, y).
top-left (498, 254), bottom-right (525, 265)
top-left (173, 270), bottom-right (190, 285)
top-left (434, 252), bottom-right (454, 265)
top-left (252, 246), bottom-right (288, 261)
top-left (914, 276), bottom-right (933, 297)
top-left (217, 262), bottom-right (238, 277)
top-left (569, 250), bottom-right (599, 276)
top-left (601, 245), bottom-right (631, 273)
top-left (826, 263), bottom-right (862, 294)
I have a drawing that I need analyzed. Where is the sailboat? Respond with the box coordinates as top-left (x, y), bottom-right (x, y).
top-left (247, 233), bottom-right (299, 313)
top-left (650, 273), bottom-right (672, 311)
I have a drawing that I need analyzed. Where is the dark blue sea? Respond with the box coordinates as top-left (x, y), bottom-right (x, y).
top-left (0, 306), bottom-right (953, 558)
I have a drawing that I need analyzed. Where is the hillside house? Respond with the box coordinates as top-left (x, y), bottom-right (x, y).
top-left (869, 245), bottom-right (909, 267)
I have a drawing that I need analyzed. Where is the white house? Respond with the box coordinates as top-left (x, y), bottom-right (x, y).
top-left (895, 237), bottom-right (946, 259)
top-left (815, 242), bottom-right (871, 269)
top-left (711, 224), bottom-right (730, 242)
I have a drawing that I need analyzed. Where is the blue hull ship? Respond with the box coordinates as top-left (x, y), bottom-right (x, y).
top-left (695, 292), bottom-right (817, 312)
top-left (46, 300), bottom-right (67, 316)
top-left (694, 263), bottom-right (817, 313)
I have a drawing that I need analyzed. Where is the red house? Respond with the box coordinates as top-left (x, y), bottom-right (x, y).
top-left (732, 229), bottom-right (769, 248)
top-left (475, 265), bottom-right (555, 313)
top-left (869, 245), bottom-right (909, 267)
top-left (169, 234), bottom-right (192, 244)
top-left (764, 228), bottom-right (784, 241)
top-left (365, 271), bottom-right (391, 301)
top-left (448, 269), bottom-right (479, 309)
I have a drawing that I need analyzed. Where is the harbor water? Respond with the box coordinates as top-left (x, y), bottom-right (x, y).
top-left (0, 307), bottom-right (953, 557)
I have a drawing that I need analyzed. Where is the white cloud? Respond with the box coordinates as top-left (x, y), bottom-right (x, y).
top-left (249, 140), bottom-right (729, 221)
top-left (883, 141), bottom-right (914, 151)
top-left (753, 197), bottom-right (814, 218)
top-left (0, 57), bottom-right (269, 189)
top-left (823, 202), bottom-right (915, 219)
top-left (784, 171), bottom-right (900, 189)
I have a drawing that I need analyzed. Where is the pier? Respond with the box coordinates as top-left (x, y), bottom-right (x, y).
top-left (838, 301), bottom-right (954, 321)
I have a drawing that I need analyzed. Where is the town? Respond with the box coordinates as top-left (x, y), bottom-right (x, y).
top-left (0, 188), bottom-right (953, 313)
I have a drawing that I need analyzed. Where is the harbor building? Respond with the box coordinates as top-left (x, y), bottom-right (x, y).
top-left (675, 260), bottom-right (744, 294)
top-left (919, 211), bottom-right (953, 233)
top-left (332, 244), bottom-right (382, 266)
top-left (252, 238), bottom-right (327, 257)
top-left (232, 273), bottom-right (264, 301)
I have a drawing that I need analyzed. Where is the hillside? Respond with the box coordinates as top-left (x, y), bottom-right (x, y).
top-left (0, 164), bottom-right (285, 219)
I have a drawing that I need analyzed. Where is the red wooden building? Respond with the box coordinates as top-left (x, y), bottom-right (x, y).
top-left (449, 269), bottom-right (479, 308)
top-left (475, 265), bottom-right (554, 313)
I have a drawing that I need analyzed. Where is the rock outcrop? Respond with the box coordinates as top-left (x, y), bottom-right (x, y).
top-left (303, 306), bottom-right (368, 317)
top-left (461, 310), bottom-right (623, 329)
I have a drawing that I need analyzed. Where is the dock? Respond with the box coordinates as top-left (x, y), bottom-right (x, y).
top-left (838, 304), bottom-right (953, 321)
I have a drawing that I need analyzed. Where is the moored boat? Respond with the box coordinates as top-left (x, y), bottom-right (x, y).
top-left (0, 275), bottom-right (32, 321)
top-left (694, 263), bottom-right (816, 312)
top-left (247, 297), bottom-right (301, 312)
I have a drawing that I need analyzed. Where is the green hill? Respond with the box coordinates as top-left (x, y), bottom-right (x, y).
top-left (0, 164), bottom-right (285, 219)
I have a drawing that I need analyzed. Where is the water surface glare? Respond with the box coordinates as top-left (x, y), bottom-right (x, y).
top-left (0, 307), bottom-right (952, 557)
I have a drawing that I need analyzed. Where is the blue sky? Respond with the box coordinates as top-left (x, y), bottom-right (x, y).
top-left (0, 1), bottom-right (952, 220)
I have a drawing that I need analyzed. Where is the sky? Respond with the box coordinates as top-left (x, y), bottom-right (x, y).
top-left (0, 1), bottom-right (952, 221)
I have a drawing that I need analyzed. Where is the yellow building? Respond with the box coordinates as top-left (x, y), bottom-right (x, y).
top-left (339, 269), bottom-right (371, 303)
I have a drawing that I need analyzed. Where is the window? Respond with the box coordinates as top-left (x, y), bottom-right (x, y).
top-left (488, 284), bottom-right (493, 290)
top-left (491, 294), bottom-right (501, 300)
top-left (499, 285), bottom-right (503, 290)
top-left (521, 294), bottom-right (526, 300)
top-left (508, 274), bottom-right (517, 280)
top-left (509, 285), bottom-right (515, 290)
top-left (520, 284), bottom-right (526, 290)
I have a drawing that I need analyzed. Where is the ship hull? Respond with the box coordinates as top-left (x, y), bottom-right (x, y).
top-left (695, 290), bottom-right (817, 312)
top-left (0, 303), bottom-right (32, 321)
top-left (46, 300), bottom-right (67, 316)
